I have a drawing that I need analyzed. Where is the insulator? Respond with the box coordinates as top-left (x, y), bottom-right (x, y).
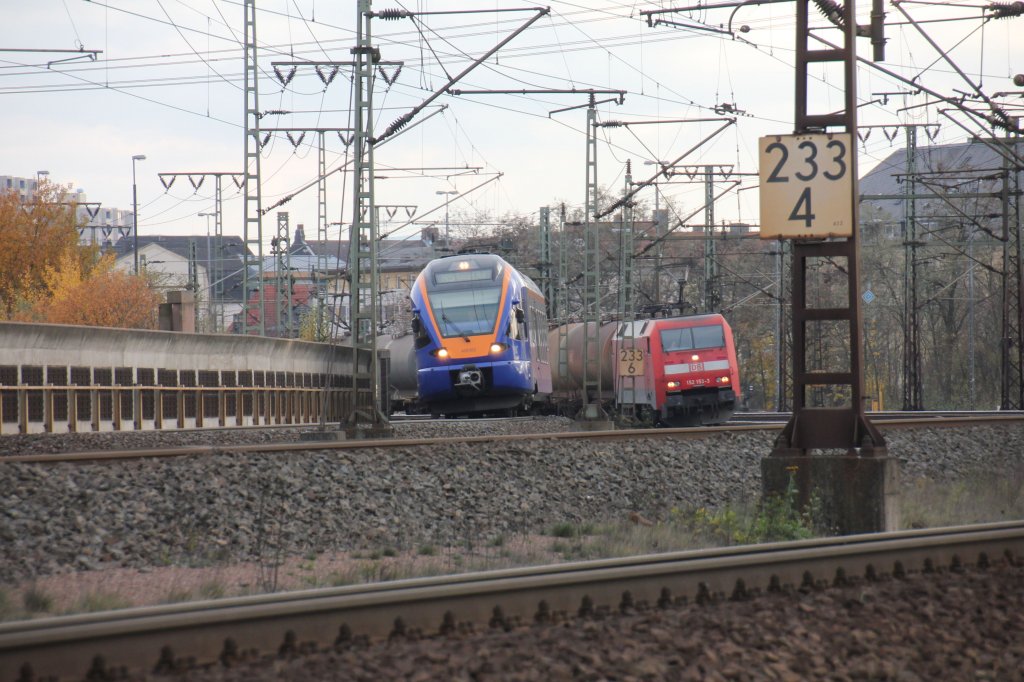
top-left (386, 114), bottom-right (411, 135)
top-left (989, 1), bottom-right (1024, 18)
top-left (1014, 74), bottom-right (1024, 87)
top-left (378, 8), bottom-right (409, 20)
top-left (812, 0), bottom-right (846, 28)
top-left (986, 112), bottom-right (1014, 131)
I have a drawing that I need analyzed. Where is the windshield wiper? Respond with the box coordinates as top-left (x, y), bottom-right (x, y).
top-left (440, 310), bottom-right (471, 342)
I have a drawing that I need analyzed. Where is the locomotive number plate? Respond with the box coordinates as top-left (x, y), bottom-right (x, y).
top-left (759, 133), bottom-right (853, 239)
top-left (618, 348), bottom-right (644, 376)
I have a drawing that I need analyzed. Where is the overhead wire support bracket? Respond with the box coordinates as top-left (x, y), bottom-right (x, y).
top-left (371, 7), bottom-right (550, 145)
top-left (0, 46), bottom-right (104, 68)
top-left (596, 117), bottom-right (736, 220)
top-left (891, 0), bottom-right (1014, 129)
top-left (373, 6), bottom-right (549, 18)
top-left (269, 60), bottom-right (403, 67)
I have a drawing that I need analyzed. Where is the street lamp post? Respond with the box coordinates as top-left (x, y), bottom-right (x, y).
top-left (643, 161), bottom-right (665, 304)
top-left (131, 154), bottom-right (146, 275)
top-left (199, 211), bottom-right (216, 331)
top-left (435, 190), bottom-right (459, 246)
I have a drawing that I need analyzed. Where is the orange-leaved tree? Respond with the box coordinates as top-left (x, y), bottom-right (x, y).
top-left (1, 182), bottom-right (160, 328)
top-left (0, 182), bottom-right (84, 318)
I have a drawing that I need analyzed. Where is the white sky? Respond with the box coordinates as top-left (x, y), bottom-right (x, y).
top-left (1, 0), bottom-right (1021, 247)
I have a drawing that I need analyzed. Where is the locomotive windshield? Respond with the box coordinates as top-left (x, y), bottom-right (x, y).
top-left (429, 287), bottom-right (502, 338)
top-left (659, 324), bottom-right (725, 352)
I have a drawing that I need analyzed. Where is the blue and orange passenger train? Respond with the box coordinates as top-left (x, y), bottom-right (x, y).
top-left (409, 253), bottom-right (552, 417)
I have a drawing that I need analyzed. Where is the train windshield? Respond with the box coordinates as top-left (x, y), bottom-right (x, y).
top-left (659, 324), bottom-right (725, 352)
top-left (429, 288), bottom-right (502, 337)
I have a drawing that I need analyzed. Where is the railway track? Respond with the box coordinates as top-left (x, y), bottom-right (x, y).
top-left (4, 413), bottom-right (1023, 464)
top-left (2, 521), bottom-right (1021, 681)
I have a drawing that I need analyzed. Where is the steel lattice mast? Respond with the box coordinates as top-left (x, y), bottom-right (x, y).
top-left (580, 98), bottom-right (605, 420)
top-left (347, 0), bottom-right (388, 427)
top-left (242, 0), bottom-right (265, 336)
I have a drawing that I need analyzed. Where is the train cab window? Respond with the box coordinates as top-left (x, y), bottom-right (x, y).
top-left (429, 288), bottom-right (502, 337)
top-left (412, 314), bottom-right (431, 349)
top-left (659, 324), bottom-right (725, 352)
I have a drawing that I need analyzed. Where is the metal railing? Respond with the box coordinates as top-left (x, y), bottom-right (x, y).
top-left (0, 384), bottom-right (355, 435)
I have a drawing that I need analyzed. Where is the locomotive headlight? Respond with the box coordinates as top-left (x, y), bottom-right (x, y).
top-left (666, 380), bottom-right (681, 389)
top-left (691, 354), bottom-right (700, 362)
top-left (434, 347), bottom-right (449, 359)
top-left (489, 342), bottom-right (506, 354)
top-left (717, 376), bottom-right (730, 384)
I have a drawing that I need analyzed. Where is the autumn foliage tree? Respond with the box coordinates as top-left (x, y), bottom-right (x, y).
top-left (0, 182), bottom-right (160, 329)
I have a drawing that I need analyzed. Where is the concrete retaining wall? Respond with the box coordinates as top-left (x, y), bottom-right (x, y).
top-left (0, 322), bottom-right (355, 375)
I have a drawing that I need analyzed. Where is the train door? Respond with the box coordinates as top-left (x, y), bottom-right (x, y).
top-left (528, 294), bottom-right (552, 395)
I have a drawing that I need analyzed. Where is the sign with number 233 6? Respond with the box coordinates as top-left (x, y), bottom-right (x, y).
top-left (758, 133), bottom-right (853, 239)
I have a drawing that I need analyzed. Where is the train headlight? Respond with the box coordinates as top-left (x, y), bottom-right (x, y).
top-left (666, 380), bottom-right (681, 389)
top-left (489, 342), bottom-right (506, 354)
top-left (434, 347), bottom-right (449, 359)
top-left (717, 376), bottom-right (730, 384)
top-left (691, 354), bottom-right (700, 362)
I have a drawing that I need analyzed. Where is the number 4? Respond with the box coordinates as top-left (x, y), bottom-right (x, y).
top-left (789, 187), bottom-right (815, 228)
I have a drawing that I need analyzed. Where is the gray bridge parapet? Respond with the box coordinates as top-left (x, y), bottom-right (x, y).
top-left (0, 322), bottom-right (383, 434)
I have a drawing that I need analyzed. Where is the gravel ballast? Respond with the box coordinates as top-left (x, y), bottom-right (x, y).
top-left (2, 419), bottom-right (1023, 585)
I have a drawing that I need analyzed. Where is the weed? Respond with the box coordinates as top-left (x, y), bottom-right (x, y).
top-left (304, 550), bottom-right (318, 561)
top-left (549, 522), bottom-right (576, 538)
top-left (550, 539), bottom-right (571, 555)
top-left (23, 586), bottom-right (53, 614)
top-left (382, 547), bottom-right (397, 558)
top-left (488, 535), bottom-right (505, 548)
top-left (161, 589), bottom-right (193, 604)
top-left (72, 592), bottom-right (132, 614)
top-left (326, 570), bottom-right (357, 587)
top-left (198, 581), bottom-right (226, 600)
top-left (0, 590), bottom-right (12, 620)
top-left (357, 562), bottom-right (380, 583)
top-left (548, 522), bottom-right (592, 538)
top-left (417, 544), bottom-right (437, 557)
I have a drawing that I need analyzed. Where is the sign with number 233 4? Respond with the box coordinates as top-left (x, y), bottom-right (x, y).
top-left (758, 133), bottom-right (854, 239)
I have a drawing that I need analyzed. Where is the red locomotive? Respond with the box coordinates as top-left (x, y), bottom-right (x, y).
top-left (546, 313), bottom-right (739, 426)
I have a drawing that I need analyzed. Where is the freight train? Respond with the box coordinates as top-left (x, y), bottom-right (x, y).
top-left (383, 253), bottom-right (740, 425)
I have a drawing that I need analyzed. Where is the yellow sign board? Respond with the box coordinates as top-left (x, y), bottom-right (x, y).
top-left (758, 133), bottom-right (854, 239)
top-left (618, 347), bottom-right (644, 376)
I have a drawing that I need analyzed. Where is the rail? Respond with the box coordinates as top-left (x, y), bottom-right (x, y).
top-left (0, 384), bottom-right (353, 435)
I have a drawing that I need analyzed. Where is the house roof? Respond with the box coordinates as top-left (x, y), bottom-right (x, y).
top-left (260, 224), bottom-right (344, 275)
top-left (106, 234), bottom-right (250, 303)
top-left (304, 236), bottom-right (440, 273)
top-left (860, 139), bottom-right (1024, 224)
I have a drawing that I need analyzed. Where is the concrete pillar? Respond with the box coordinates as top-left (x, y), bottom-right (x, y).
top-left (159, 290), bottom-right (196, 333)
top-left (762, 454), bottom-right (900, 535)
